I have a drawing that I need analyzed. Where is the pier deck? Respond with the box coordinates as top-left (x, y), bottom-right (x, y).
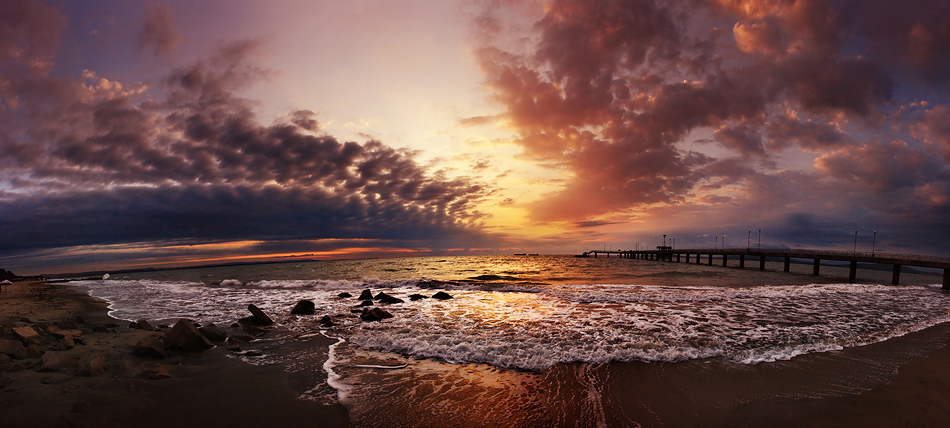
top-left (578, 248), bottom-right (950, 289)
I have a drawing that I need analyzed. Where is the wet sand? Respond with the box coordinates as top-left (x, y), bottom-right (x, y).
top-left (0, 281), bottom-right (348, 428)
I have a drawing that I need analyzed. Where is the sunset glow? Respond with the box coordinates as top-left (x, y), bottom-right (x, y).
top-left (2, 0), bottom-right (950, 275)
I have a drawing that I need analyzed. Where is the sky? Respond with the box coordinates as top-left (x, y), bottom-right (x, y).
top-left (2, 0), bottom-right (950, 275)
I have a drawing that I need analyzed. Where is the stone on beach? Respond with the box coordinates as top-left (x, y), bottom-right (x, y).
top-left (409, 294), bottom-right (427, 301)
top-left (291, 300), bottom-right (316, 315)
top-left (360, 308), bottom-right (393, 322)
top-left (374, 292), bottom-right (405, 304)
top-left (0, 339), bottom-right (26, 359)
top-left (136, 319), bottom-right (155, 331)
top-left (164, 320), bottom-right (213, 352)
top-left (246, 304), bottom-right (275, 326)
top-left (12, 326), bottom-right (40, 341)
top-left (199, 324), bottom-right (228, 342)
top-left (358, 289), bottom-right (374, 300)
top-left (320, 315), bottom-right (335, 327)
top-left (141, 362), bottom-right (171, 379)
top-left (432, 291), bottom-right (453, 300)
top-left (40, 350), bottom-right (78, 371)
top-left (75, 351), bottom-right (106, 376)
top-left (337, 292), bottom-right (352, 298)
top-left (134, 337), bottom-right (166, 359)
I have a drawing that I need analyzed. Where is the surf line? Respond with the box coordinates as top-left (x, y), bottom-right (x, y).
top-left (320, 330), bottom-right (352, 407)
top-left (354, 363), bottom-right (410, 369)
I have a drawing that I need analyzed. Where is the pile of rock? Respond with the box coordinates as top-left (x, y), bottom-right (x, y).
top-left (0, 317), bottom-right (105, 377)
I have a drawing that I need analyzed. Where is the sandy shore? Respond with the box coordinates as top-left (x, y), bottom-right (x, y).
top-left (0, 281), bottom-right (349, 428)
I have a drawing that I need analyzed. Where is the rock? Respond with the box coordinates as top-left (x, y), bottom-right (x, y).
top-left (75, 351), bottom-right (106, 376)
top-left (432, 291), bottom-right (454, 300)
top-left (360, 308), bottom-right (393, 322)
top-left (128, 321), bottom-right (139, 329)
top-left (198, 324), bottom-right (227, 342)
top-left (358, 289), bottom-right (374, 300)
top-left (337, 292), bottom-right (353, 298)
top-left (133, 337), bottom-right (166, 359)
top-left (48, 326), bottom-right (83, 340)
top-left (40, 351), bottom-right (79, 372)
top-left (12, 326), bottom-right (40, 341)
top-left (244, 350), bottom-right (263, 357)
top-left (164, 320), bottom-right (213, 352)
top-left (61, 335), bottom-right (75, 350)
top-left (27, 344), bottom-right (45, 359)
top-left (58, 319), bottom-right (78, 330)
top-left (246, 304), bottom-right (274, 326)
top-left (320, 315), bottom-right (335, 327)
top-left (409, 294), bottom-right (428, 301)
top-left (0, 339), bottom-right (25, 359)
top-left (74, 316), bottom-right (85, 325)
top-left (375, 292), bottom-right (404, 304)
top-left (141, 362), bottom-right (171, 379)
top-left (92, 324), bottom-right (109, 333)
top-left (290, 300), bottom-right (316, 315)
top-left (359, 300), bottom-right (375, 307)
top-left (136, 320), bottom-right (154, 331)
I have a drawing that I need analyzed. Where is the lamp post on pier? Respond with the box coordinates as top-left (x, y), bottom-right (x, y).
top-left (872, 231), bottom-right (877, 257)
top-left (853, 231), bottom-right (858, 255)
top-left (757, 229), bottom-right (761, 251)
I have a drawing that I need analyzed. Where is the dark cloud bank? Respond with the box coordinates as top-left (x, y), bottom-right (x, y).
top-left (474, 0), bottom-right (950, 254)
top-left (0, 1), bottom-right (489, 271)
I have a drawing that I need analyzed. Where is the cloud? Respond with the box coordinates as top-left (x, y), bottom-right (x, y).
top-left (137, 4), bottom-right (182, 58)
top-left (474, 0), bottom-right (950, 231)
top-left (0, 3), bottom-right (491, 261)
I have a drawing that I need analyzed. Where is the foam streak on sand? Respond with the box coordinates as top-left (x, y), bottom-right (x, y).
top-left (321, 331), bottom-right (352, 407)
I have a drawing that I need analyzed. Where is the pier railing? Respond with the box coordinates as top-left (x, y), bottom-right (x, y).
top-left (577, 248), bottom-right (950, 289)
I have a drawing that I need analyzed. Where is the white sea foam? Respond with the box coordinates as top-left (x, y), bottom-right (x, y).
top-left (69, 279), bottom-right (950, 371)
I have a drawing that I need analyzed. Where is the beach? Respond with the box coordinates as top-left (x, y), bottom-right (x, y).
top-left (0, 281), bottom-right (349, 428)
top-left (4, 256), bottom-right (950, 427)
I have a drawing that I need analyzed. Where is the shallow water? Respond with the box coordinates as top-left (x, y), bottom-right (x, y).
top-left (69, 255), bottom-right (950, 426)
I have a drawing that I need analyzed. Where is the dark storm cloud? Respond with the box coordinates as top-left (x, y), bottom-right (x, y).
top-left (0, 1), bottom-right (489, 257)
top-left (476, 0), bottom-right (950, 252)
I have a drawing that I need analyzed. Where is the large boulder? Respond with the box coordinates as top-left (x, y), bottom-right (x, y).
top-left (75, 351), bottom-right (106, 376)
top-left (164, 320), bottom-right (213, 352)
top-left (360, 308), bottom-right (394, 322)
top-left (133, 337), bottom-right (166, 359)
top-left (320, 315), bottom-right (335, 327)
top-left (290, 300), bottom-right (316, 315)
top-left (198, 324), bottom-right (228, 342)
top-left (358, 289), bottom-right (374, 300)
top-left (246, 304), bottom-right (274, 326)
top-left (409, 294), bottom-right (428, 301)
top-left (337, 292), bottom-right (352, 298)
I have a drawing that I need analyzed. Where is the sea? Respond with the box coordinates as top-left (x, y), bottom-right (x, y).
top-left (68, 255), bottom-right (950, 427)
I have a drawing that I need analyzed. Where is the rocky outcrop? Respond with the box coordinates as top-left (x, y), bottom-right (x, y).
top-left (164, 320), bottom-right (213, 352)
top-left (290, 300), bottom-right (316, 315)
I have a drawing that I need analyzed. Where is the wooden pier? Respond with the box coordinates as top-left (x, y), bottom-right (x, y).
top-left (578, 248), bottom-right (950, 289)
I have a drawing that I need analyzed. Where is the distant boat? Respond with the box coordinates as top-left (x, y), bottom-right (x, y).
top-left (513, 253), bottom-right (527, 256)
top-left (529, 253), bottom-right (539, 256)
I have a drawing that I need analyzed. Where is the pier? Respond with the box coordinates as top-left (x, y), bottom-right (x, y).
top-left (577, 248), bottom-right (950, 289)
